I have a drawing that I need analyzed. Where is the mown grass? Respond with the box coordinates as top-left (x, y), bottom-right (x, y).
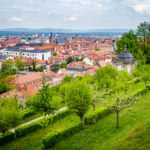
top-left (0, 114), bottom-right (80, 150)
top-left (0, 81), bottom-right (149, 150)
top-left (51, 91), bottom-right (150, 150)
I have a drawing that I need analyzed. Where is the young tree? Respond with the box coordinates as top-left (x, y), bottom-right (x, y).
top-left (94, 66), bottom-right (118, 90)
top-left (137, 65), bottom-right (150, 88)
top-left (92, 90), bottom-right (103, 111)
top-left (28, 76), bottom-right (55, 116)
top-left (2, 59), bottom-right (15, 71)
top-left (62, 75), bottom-right (73, 84)
top-left (32, 61), bottom-right (37, 71)
top-left (27, 76), bottom-right (60, 130)
top-left (59, 62), bottom-right (67, 69)
top-left (67, 56), bottom-right (73, 64)
top-left (15, 58), bottom-right (25, 70)
top-left (0, 96), bottom-right (22, 135)
top-left (63, 80), bottom-right (93, 125)
top-left (142, 72), bottom-right (150, 88)
top-left (103, 95), bottom-right (137, 128)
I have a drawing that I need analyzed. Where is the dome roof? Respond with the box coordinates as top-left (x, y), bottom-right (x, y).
top-left (118, 50), bottom-right (133, 59)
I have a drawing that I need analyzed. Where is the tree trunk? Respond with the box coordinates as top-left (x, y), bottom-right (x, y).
top-left (14, 128), bottom-right (16, 138)
top-left (125, 89), bottom-right (126, 95)
top-left (80, 115), bottom-right (85, 126)
top-left (92, 102), bottom-right (95, 111)
top-left (145, 81), bottom-right (147, 88)
top-left (116, 111), bottom-right (119, 128)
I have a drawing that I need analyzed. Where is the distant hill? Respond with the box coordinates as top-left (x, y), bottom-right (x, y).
top-left (0, 28), bottom-right (132, 33)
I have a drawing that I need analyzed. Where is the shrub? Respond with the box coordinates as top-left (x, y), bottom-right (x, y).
top-left (16, 109), bottom-right (70, 137)
top-left (0, 132), bottom-right (15, 145)
top-left (47, 109), bottom-right (70, 124)
top-left (85, 107), bottom-right (112, 124)
top-left (42, 122), bottom-right (82, 148)
top-left (21, 109), bottom-right (36, 118)
top-left (16, 122), bottom-right (41, 137)
top-left (42, 107), bottom-right (112, 148)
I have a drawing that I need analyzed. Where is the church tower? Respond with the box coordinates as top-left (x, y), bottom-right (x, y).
top-left (49, 32), bottom-right (53, 43)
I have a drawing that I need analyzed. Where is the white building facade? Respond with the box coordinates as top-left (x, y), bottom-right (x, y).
top-left (0, 48), bottom-right (51, 61)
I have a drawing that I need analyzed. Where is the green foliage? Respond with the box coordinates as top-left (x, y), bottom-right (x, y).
top-left (16, 122), bottom-right (41, 138)
top-left (85, 107), bottom-right (112, 124)
top-left (42, 122), bottom-right (83, 148)
top-left (2, 59), bottom-right (15, 71)
top-left (63, 80), bottom-right (93, 125)
top-left (53, 52), bottom-right (57, 56)
top-left (15, 109), bottom-right (70, 138)
top-left (133, 64), bottom-right (150, 87)
top-left (116, 22), bottom-right (150, 64)
top-left (32, 61), bottom-right (36, 71)
top-left (48, 92), bottom-right (150, 150)
top-left (21, 109), bottom-right (36, 118)
top-left (116, 30), bottom-right (146, 64)
top-left (28, 76), bottom-right (57, 115)
top-left (95, 47), bottom-right (100, 51)
top-left (42, 107), bottom-right (113, 148)
top-left (0, 132), bottom-right (15, 145)
top-left (94, 66), bottom-right (118, 89)
top-left (59, 62), bottom-right (67, 69)
top-left (67, 56), bottom-right (73, 64)
top-left (62, 75), bottom-right (73, 84)
top-left (0, 96), bottom-right (21, 133)
top-left (15, 58), bottom-right (24, 70)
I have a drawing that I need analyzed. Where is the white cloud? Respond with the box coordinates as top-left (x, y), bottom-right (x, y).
top-left (69, 16), bottom-right (77, 21)
top-left (9, 17), bottom-right (23, 22)
top-left (127, 0), bottom-right (150, 15)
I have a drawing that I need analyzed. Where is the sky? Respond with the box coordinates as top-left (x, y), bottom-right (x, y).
top-left (0, 0), bottom-right (150, 29)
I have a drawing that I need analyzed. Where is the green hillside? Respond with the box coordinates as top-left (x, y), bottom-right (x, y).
top-left (51, 92), bottom-right (150, 150)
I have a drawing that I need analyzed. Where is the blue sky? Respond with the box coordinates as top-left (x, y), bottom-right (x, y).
top-left (0, 0), bottom-right (150, 29)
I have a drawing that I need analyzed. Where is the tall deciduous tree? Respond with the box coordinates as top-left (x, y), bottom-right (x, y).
top-left (137, 21), bottom-right (150, 63)
top-left (116, 30), bottom-right (145, 64)
top-left (28, 76), bottom-right (56, 116)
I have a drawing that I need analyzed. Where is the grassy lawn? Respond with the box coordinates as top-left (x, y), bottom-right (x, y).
top-left (20, 112), bottom-right (42, 124)
top-left (51, 91), bottom-right (150, 150)
top-left (0, 81), bottom-right (149, 150)
top-left (0, 114), bottom-right (80, 150)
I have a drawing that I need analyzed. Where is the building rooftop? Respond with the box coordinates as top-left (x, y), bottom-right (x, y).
top-left (6, 47), bottom-right (50, 53)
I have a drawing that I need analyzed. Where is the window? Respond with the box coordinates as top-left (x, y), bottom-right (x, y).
top-left (127, 66), bottom-right (131, 73)
top-left (117, 64), bottom-right (122, 70)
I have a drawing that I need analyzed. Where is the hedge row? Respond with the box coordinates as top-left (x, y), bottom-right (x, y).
top-left (16, 122), bottom-right (41, 138)
top-left (42, 87), bottom-right (148, 148)
top-left (0, 132), bottom-right (15, 145)
top-left (85, 107), bottom-right (112, 124)
top-left (21, 109), bottom-right (36, 118)
top-left (42, 107), bottom-right (112, 148)
top-left (42, 122), bottom-right (83, 148)
top-left (16, 108), bottom-right (70, 138)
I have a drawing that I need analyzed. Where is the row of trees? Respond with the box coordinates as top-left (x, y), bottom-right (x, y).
top-left (1, 64), bottom-right (150, 135)
top-left (117, 21), bottom-right (150, 64)
top-left (27, 66), bottom-right (146, 128)
top-left (3, 58), bottom-right (24, 71)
